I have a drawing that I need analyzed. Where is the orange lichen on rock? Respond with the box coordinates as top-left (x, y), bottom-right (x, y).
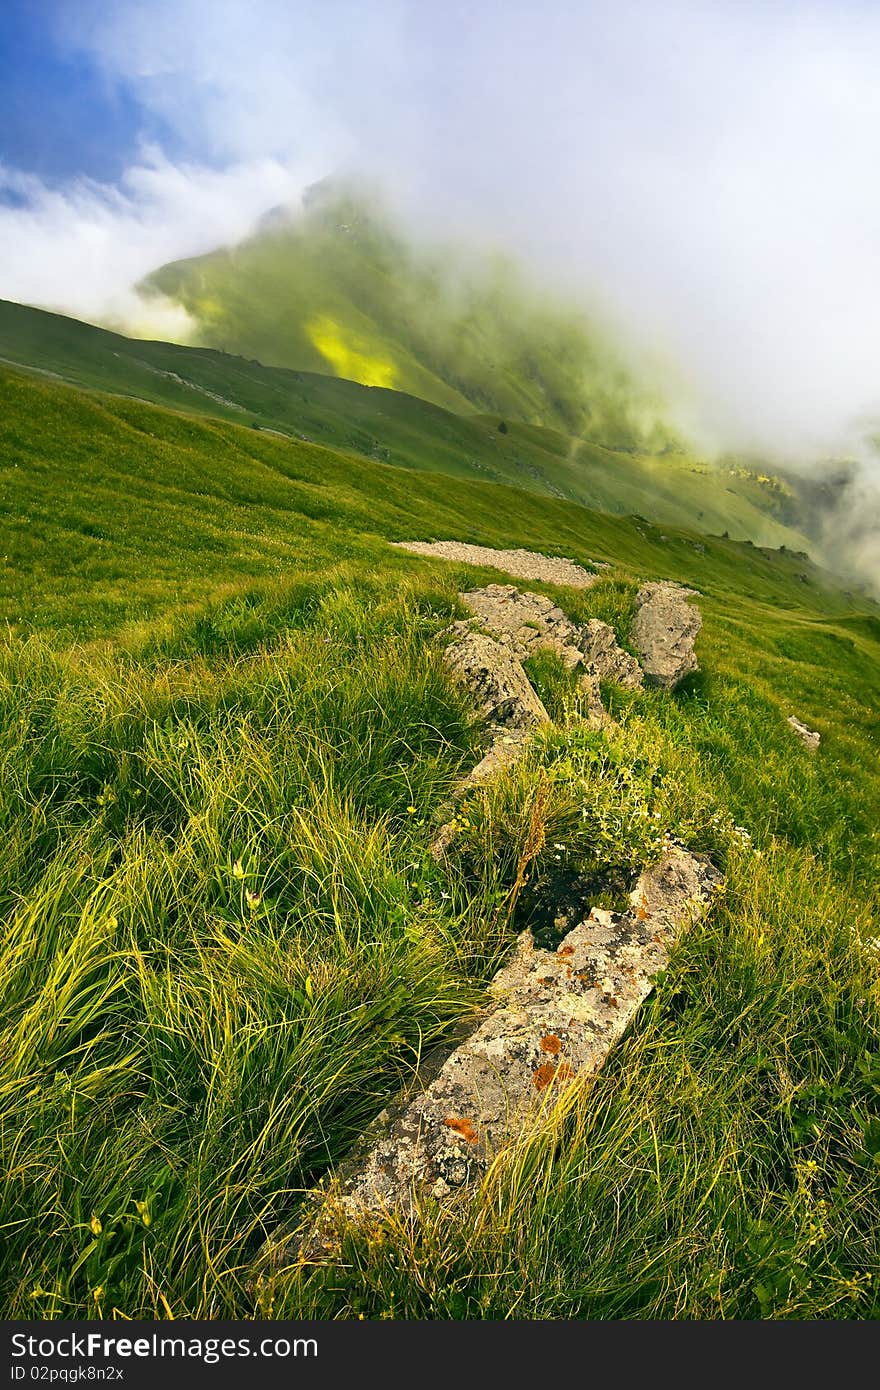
top-left (443, 1116), bottom-right (480, 1144)
top-left (532, 1060), bottom-right (575, 1091)
top-left (282, 844), bottom-right (723, 1247)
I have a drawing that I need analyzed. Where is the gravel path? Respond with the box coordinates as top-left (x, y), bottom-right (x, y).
top-left (391, 540), bottom-right (600, 588)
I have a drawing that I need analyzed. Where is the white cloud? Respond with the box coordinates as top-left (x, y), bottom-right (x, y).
top-left (52, 0), bottom-right (397, 165)
top-left (6, 0), bottom-right (880, 473)
top-left (0, 147), bottom-right (317, 337)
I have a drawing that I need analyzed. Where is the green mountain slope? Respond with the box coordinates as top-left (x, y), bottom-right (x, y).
top-left (2, 361), bottom-right (879, 1319)
top-left (0, 297), bottom-right (812, 549)
top-left (143, 180), bottom-right (676, 449)
top-left (0, 362), bottom-right (828, 636)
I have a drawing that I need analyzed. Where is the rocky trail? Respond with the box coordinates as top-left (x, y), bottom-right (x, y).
top-left (392, 540), bottom-right (604, 587)
top-left (264, 544), bottom-right (832, 1269)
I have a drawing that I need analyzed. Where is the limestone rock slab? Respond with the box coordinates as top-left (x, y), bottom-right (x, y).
top-left (631, 582), bottom-right (702, 690)
top-left (293, 845), bottom-right (723, 1244)
top-left (444, 626), bottom-right (549, 731)
top-left (787, 715), bottom-right (820, 750)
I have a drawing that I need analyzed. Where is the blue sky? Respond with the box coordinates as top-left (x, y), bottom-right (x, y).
top-left (0, 2), bottom-right (167, 184)
top-left (4, 0), bottom-right (880, 471)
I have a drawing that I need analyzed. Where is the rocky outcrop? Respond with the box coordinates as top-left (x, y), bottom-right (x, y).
top-left (578, 617), bottom-right (644, 688)
top-left (436, 585), bottom-right (644, 813)
top-left (278, 845), bottom-right (723, 1256)
top-left (458, 584), bottom-right (586, 669)
top-left (631, 582), bottom-right (702, 690)
top-left (457, 585), bottom-right (643, 691)
top-left (253, 575), bottom-right (719, 1275)
top-left (392, 541), bottom-right (600, 588)
top-left (444, 626), bottom-right (550, 731)
top-left (787, 715), bottom-right (820, 750)
top-left (435, 583), bottom-right (650, 818)
top-left (441, 628), bottom-right (550, 794)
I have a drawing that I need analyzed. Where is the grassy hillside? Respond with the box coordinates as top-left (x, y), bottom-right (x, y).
top-left (144, 180), bottom-right (681, 449)
top-left (1, 364), bottom-right (878, 1319)
top-left (0, 297), bottom-right (812, 549)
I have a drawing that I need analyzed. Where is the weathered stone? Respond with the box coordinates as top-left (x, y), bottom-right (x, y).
top-left (463, 733), bottom-right (531, 785)
top-left (433, 586), bottom-right (643, 847)
top-left (787, 715), bottom-right (820, 750)
top-left (576, 618), bottom-right (644, 689)
top-left (281, 845), bottom-right (722, 1253)
top-left (576, 673), bottom-right (610, 728)
top-left (631, 582), bottom-right (702, 689)
top-left (444, 627), bottom-right (549, 731)
top-left (432, 629), bottom-right (549, 854)
top-left (391, 541), bottom-right (599, 588)
top-left (459, 584), bottom-right (642, 692)
top-left (460, 584), bottom-right (583, 666)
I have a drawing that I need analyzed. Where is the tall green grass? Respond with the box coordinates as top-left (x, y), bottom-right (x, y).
top-left (1, 586), bottom-right (488, 1316)
top-left (3, 580), bottom-right (877, 1317)
top-left (1, 363), bottom-right (878, 1318)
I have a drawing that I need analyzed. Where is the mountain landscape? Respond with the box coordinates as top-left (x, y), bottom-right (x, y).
top-left (1, 15), bottom-right (879, 1327)
top-left (0, 292), bottom-right (816, 553)
top-left (2, 194), bottom-right (879, 1318)
top-left (145, 180), bottom-right (669, 444)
